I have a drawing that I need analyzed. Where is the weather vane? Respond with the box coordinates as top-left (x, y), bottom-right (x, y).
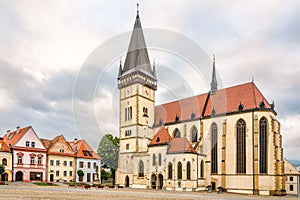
top-left (137, 1), bottom-right (139, 15)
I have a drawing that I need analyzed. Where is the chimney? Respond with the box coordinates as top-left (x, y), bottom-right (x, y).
top-left (74, 138), bottom-right (78, 144)
top-left (16, 126), bottom-right (20, 134)
top-left (7, 130), bottom-right (10, 133)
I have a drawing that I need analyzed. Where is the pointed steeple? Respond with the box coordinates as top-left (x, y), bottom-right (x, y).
top-left (121, 8), bottom-right (154, 78)
top-left (152, 59), bottom-right (157, 78)
top-left (210, 54), bottom-right (218, 94)
top-left (118, 59), bottom-right (123, 77)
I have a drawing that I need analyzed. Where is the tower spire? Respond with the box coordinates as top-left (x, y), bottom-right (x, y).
top-left (118, 58), bottom-right (123, 77)
top-left (210, 54), bottom-right (218, 94)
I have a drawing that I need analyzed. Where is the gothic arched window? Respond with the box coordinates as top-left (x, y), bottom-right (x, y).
top-left (173, 129), bottom-right (181, 138)
top-left (260, 117), bottom-right (268, 173)
top-left (168, 162), bottom-right (173, 179)
top-left (211, 123), bottom-right (218, 174)
top-left (158, 153), bottom-right (162, 166)
top-left (186, 161), bottom-right (191, 180)
top-left (138, 160), bottom-right (144, 177)
top-left (177, 162), bottom-right (182, 179)
top-left (191, 126), bottom-right (198, 142)
top-left (200, 160), bottom-right (204, 178)
top-left (152, 154), bottom-right (156, 166)
top-left (236, 119), bottom-right (246, 174)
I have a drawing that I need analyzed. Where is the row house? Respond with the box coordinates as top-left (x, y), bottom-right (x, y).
top-left (0, 137), bottom-right (12, 181)
top-left (41, 135), bottom-right (75, 182)
top-left (3, 126), bottom-right (47, 182)
top-left (285, 158), bottom-right (300, 196)
top-left (70, 139), bottom-right (101, 183)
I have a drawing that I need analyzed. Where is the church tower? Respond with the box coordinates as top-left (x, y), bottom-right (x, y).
top-left (117, 8), bottom-right (157, 187)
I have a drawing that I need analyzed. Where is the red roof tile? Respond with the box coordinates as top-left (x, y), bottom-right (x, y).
top-left (69, 139), bottom-right (101, 160)
top-left (42, 135), bottom-right (75, 157)
top-left (40, 139), bottom-right (51, 149)
top-left (167, 138), bottom-right (196, 154)
top-left (155, 93), bottom-right (208, 125)
top-left (149, 127), bottom-right (172, 146)
top-left (0, 138), bottom-right (11, 152)
top-left (155, 82), bottom-right (272, 124)
top-left (3, 126), bottom-right (31, 147)
top-left (204, 82), bottom-right (271, 116)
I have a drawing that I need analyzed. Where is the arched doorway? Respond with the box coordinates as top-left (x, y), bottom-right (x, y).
top-left (158, 174), bottom-right (163, 189)
top-left (1, 173), bottom-right (8, 181)
top-left (16, 171), bottom-right (23, 181)
top-left (151, 174), bottom-right (156, 189)
top-left (125, 176), bottom-right (129, 187)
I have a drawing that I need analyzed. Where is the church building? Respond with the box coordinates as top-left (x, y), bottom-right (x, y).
top-left (115, 9), bottom-right (286, 196)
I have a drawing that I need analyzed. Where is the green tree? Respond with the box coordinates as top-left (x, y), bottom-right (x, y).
top-left (97, 134), bottom-right (119, 169)
top-left (0, 165), bottom-right (5, 181)
top-left (77, 169), bottom-right (84, 182)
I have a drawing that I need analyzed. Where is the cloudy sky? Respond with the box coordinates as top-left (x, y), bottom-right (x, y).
top-left (0, 0), bottom-right (300, 160)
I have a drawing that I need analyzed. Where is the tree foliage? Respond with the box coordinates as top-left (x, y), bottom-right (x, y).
top-left (97, 134), bottom-right (119, 169)
top-left (77, 169), bottom-right (84, 177)
top-left (0, 165), bottom-right (5, 181)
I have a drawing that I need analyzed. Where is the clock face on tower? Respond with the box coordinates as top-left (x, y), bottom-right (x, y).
top-left (144, 88), bottom-right (149, 97)
top-left (126, 87), bottom-right (131, 97)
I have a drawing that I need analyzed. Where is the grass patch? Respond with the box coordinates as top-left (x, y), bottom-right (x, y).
top-left (32, 182), bottom-right (58, 186)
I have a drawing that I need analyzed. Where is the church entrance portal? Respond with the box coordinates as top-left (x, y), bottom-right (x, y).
top-left (158, 174), bottom-right (163, 189)
top-left (125, 176), bottom-right (129, 187)
top-left (151, 174), bottom-right (156, 189)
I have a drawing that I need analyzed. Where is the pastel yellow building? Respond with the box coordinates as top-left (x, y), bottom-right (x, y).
top-left (0, 137), bottom-right (12, 181)
top-left (41, 135), bottom-right (75, 182)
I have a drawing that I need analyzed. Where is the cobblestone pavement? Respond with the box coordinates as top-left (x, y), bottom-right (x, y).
top-left (0, 183), bottom-right (299, 200)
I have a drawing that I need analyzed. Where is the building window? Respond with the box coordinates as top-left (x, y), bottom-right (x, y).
top-left (173, 129), bottom-right (181, 138)
top-left (152, 154), bottom-right (156, 166)
top-left (260, 117), bottom-right (267, 174)
top-left (56, 171), bottom-right (59, 176)
top-left (211, 123), bottom-right (218, 174)
top-left (158, 153), bottom-right (162, 166)
top-left (69, 171), bottom-right (73, 177)
top-left (191, 126), bottom-right (198, 142)
top-left (63, 171), bottom-right (67, 176)
top-left (2, 158), bottom-right (7, 166)
top-left (50, 160), bottom-right (54, 166)
top-left (60, 149), bottom-right (64, 153)
top-left (88, 162), bottom-right (91, 168)
top-left (177, 162), bottom-right (182, 179)
top-left (125, 130), bottom-right (132, 136)
top-left (290, 176), bottom-right (294, 181)
top-left (290, 184), bottom-right (294, 191)
top-left (63, 161), bottom-right (67, 166)
top-left (187, 161), bottom-right (191, 180)
top-left (30, 157), bottom-right (35, 165)
top-left (138, 160), bottom-right (144, 177)
top-left (79, 161), bottom-right (84, 168)
top-left (56, 160), bottom-right (60, 166)
top-left (125, 106), bottom-right (132, 121)
top-left (236, 119), bottom-right (246, 174)
top-left (69, 161), bottom-right (73, 167)
top-left (142, 107), bottom-right (148, 117)
top-left (38, 158), bottom-right (42, 165)
top-left (168, 163), bottom-right (173, 179)
top-left (18, 156), bottom-right (22, 164)
top-left (31, 142), bottom-right (35, 148)
top-left (126, 144), bottom-right (129, 150)
top-left (26, 141), bottom-right (30, 147)
top-left (200, 160), bottom-right (204, 178)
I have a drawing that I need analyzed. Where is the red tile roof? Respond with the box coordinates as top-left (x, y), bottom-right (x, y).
top-left (155, 93), bottom-right (208, 125)
top-left (203, 82), bottom-right (271, 116)
top-left (155, 82), bottom-right (272, 124)
top-left (2, 126), bottom-right (31, 147)
top-left (167, 138), bottom-right (196, 154)
top-left (42, 135), bottom-right (75, 157)
top-left (149, 127), bottom-right (172, 146)
top-left (0, 138), bottom-right (11, 152)
top-left (69, 139), bottom-right (101, 160)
